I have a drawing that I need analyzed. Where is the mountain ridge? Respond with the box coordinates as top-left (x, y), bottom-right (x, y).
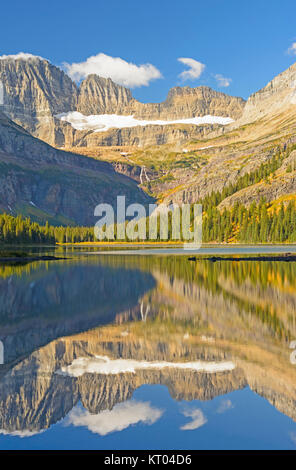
top-left (0, 56), bottom-right (245, 147)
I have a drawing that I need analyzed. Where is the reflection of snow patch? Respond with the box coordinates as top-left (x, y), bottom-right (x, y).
top-left (56, 355), bottom-right (235, 377)
top-left (0, 428), bottom-right (44, 437)
top-left (66, 400), bottom-right (163, 436)
top-left (56, 112), bottom-right (234, 133)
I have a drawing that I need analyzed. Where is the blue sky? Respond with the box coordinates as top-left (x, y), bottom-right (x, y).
top-left (1, 0), bottom-right (296, 102)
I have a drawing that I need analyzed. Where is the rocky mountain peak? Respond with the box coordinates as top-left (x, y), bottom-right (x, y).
top-left (77, 74), bottom-right (133, 115)
top-left (238, 61), bottom-right (296, 124)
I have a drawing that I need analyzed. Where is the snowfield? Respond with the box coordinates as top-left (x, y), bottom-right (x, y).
top-left (56, 111), bottom-right (234, 132)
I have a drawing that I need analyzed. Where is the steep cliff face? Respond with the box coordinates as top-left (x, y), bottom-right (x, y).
top-left (0, 56), bottom-right (77, 144)
top-left (0, 111), bottom-right (151, 224)
top-left (237, 62), bottom-right (296, 124)
top-left (77, 75), bottom-right (133, 115)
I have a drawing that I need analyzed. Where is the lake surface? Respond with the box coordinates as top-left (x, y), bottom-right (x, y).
top-left (0, 247), bottom-right (296, 450)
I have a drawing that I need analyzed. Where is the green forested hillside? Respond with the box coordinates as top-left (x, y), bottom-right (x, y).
top-left (1, 199), bottom-right (296, 245)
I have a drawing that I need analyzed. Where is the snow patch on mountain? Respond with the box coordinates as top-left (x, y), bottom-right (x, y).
top-left (56, 111), bottom-right (234, 133)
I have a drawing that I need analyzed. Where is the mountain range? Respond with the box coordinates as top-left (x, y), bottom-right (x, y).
top-left (0, 54), bottom-right (295, 224)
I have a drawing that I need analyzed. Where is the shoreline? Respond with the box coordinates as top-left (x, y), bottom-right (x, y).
top-left (1, 242), bottom-right (296, 248)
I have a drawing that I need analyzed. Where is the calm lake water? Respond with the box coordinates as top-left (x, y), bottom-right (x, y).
top-left (0, 247), bottom-right (296, 450)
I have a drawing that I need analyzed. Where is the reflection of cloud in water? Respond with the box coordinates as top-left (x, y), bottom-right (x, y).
top-left (180, 408), bottom-right (207, 431)
top-left (66, 401), bottom-right (163, 436)
top-left (56, 355), bottom-right (235, 377)
top-left (216, 399), bottom-right (234, 414)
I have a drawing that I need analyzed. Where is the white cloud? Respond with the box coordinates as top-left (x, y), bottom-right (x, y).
top-left (178, 58), bottom-right (205, 81)
top-left (63, 53), bottom-right (162, 88)
top-left (216, 399), bottom-right (234, 414)
top-left (56, 354), bottom-right (236, 377)
top-left (287, 42), bottom-right (296, 55)
top-left (0, 52), bottom-right (45, 61)
top-left (180, 408), bottom-right (207, 431)
top-left (66, 401), bottom-right (163, 436)
top-left (215, 74), bottom-right (232, 88)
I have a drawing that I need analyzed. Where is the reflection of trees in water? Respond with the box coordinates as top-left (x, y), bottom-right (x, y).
top-left (112, 255), bottom-right (296, 343)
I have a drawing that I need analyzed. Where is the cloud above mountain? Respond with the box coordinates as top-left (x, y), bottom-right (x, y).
top-left (0, 52), bottom-right (45, 61)
top-left (178, 58), bottom-right (205, 81)
top-left (214, 74), bottom-right (232, 87)
top-left (63, 53), bottom-right (162, 88)
top-left (287, 42), bottom-right (296, 55)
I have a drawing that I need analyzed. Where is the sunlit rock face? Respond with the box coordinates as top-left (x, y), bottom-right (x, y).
top-left (236, 62), bottom-right (296, 125)
top-left (0, 56), bottom-right (77, 145)
top-left (77, 75), bottom-right (245, 120)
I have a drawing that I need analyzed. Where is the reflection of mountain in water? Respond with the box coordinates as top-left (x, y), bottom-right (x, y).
top-left (0, 259), bottom-right (155, 364)
top-left (0, 255), bottom-right (296, 435)
top-left (0, 332), bottom-right (246, 435)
